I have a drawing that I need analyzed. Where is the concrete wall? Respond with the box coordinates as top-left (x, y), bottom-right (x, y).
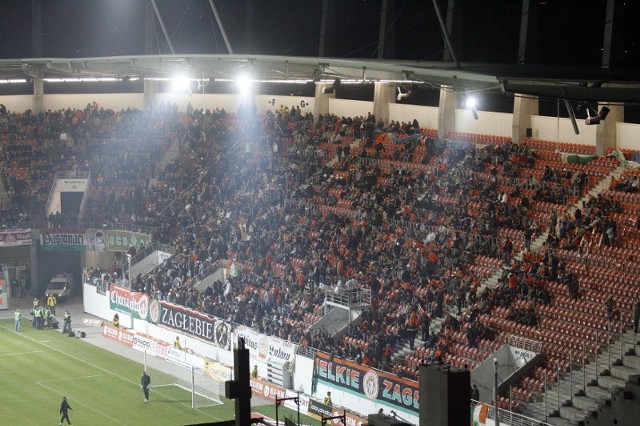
top-left (1, 92), bottom-right (640, 152)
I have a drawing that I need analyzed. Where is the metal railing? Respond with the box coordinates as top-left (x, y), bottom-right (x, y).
top-left (508, 335), bottom-right (543, 354)
top-left (129, 242), bottom-right (176, 267)
top-left (475, 401), bottom-right (552, 426)
top-left (324, 288), bottom-right (371, 307)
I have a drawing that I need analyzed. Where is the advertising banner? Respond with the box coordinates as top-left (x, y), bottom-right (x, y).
top-left (235, 325), bottom-right (297, 365)
top-left (250, 377), bottom-right (310, 413)
top-left (107, 230), bottom-right (151, 252)
top-left (132, 333), bottom-right (168, 358)
top-left (331, 409), bottom-right (367, 426)
top-left (314, 351), bottom-right (419, 415)
top-left (149, 300), bottom-right (231, 350)
top-left (109, 285), bottom-right (150, 320)
top-left (307, 393), bottom-right (367, 425)
top-left (102, 324), bottom-right (135, 347)
top-left (0, 229), bottom-right (32, 247)
top-left (307, 399), bottom-right (332, 419)
top-left (204, 359), bottom-right (234, 381)
top-left (0, 273), bottom-right (7, 310)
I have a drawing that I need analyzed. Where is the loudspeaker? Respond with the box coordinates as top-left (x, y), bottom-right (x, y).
top-left (598, 106), bottom-right (610, 121)
top-left (526, 128), bottom-right (532, 138)
top-left (419, 365), bottom-right (470, 426)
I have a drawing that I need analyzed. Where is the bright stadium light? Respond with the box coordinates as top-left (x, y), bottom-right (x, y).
top-left (235, 74), bottom-right (253, 96)
top-left (465, 96), bottom-right (479, 120)
top-left (465, 96), bottom-right (477, 109)
top-left (171, 75), bottom-right (191, 93)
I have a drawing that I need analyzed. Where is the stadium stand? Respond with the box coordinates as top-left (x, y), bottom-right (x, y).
top-left (3, 104), bottom-right (640, 425)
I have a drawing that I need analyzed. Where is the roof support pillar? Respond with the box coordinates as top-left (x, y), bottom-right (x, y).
top-left (595, 103), bottom-right (623, 156)
top-left (373, 82), bottom-right (395, 124)
top-left (512, 95), bottom-right (539, 144)
top-left (313, 83), bottom-right (335, 123)
top-left (144, 79), bottom-right (159, 111)
top-left (32, 67), bottom-right (44, 115)
top-left (438, 85), bottom-right (457, 139)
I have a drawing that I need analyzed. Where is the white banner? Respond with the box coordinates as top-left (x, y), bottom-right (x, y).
top-left (132, 334), bottom-right (168, 359)
top-left (235, 325), bottom-right (297, 365)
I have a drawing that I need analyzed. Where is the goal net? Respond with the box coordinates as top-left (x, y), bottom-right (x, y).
top-left (143, 350), bottom-right (223, 408)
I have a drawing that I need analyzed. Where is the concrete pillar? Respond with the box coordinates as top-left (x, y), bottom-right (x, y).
top-left (143, 79), bottom-right (159, 111)
top-left (313, 83), bottom-right (335, 122)
top-left (32, 67), bottom-right (44, 115)
top-left (595, 103), bottom-right (623, 156)
top-left (373, 82), bottom-right (395, 125)
top-left (512, 95), bottom-right (539, 144)
top-left (438, 85), bottom-right (457, 139)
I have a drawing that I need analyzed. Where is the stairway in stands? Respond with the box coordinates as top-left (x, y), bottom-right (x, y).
top-left (148, 138), bottom-right (181, 189)
top-left (0, 173), bottom-right (10, 208)
top-left (497, 163), bottom-right (640, 426)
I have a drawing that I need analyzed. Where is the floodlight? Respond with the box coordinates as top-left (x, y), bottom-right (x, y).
top-left (584, 108), bottom-right (600, 126)
top-left (171, 76), bottom-right (191, 93)
top-left (465, 96), bottom-right (477, 109)
top-left (397, 86), bottom-right (411, 101)
top-left (235, 74), bottom-right (253, 96)
top-left (321, 78), bottom-right (341, 94)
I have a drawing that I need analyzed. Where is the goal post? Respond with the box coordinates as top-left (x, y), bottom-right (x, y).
top-left (143, 350), bottom-right (222, 408)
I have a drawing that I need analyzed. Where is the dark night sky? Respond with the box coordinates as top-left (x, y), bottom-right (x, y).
top-left (1, 0), bottom-right (640, 69)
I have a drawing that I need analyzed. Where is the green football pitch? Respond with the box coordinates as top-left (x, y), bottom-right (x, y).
top-left (0, 319), bottom-right (316, 425)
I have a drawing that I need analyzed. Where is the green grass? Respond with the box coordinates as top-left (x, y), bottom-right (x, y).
top-left (0, 319), bottom-right (316, 425)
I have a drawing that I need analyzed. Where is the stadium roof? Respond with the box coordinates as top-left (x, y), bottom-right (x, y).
top-left (2, 54), bottom-right (640, 103)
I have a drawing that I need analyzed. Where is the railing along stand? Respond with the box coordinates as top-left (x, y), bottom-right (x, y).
top-left (588, 331), bottom-right (599, 386)
top-left (575, 341), bottom-right (586, 397)
top-left (549, 363), bottom-right (561, 418)
top-left (613, 313), bottom-right (624, 366)
top-left (562, 352), bottom-right (573, 407)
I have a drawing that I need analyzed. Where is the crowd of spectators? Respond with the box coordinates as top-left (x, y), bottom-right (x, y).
top-left (5, 100), bottom-right (639, 413)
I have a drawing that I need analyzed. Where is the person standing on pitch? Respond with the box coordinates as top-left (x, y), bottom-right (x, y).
top-left (14, 308), bottom-right (21, 332)
top-left (63, 311), bottom-right (72, 334)
top-left (59, 396), bottom-right (73, 425)
top-left (141, 370), bottom-right (151, 402)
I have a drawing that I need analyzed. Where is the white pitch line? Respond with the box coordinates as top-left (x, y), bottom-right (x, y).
top-left (40, 373), bottom-right (109, 383)
top-left (0, 324), bottom-right (224, 421)
top-left (36, 379), bottom-right (128, 426)
top-left (0, 349), bottom-right (54, 356)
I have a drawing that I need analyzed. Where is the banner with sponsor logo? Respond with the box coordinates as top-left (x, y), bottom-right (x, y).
top-left (109, 285), bottom-right (150, 320)
top-left (314, 351), bottom-right (419, 415)
top-left (204, 359), bottom-right (234, 381)
top-left (148, 300), bottom-right (231, 350)
top-left (0, 229), bottom-right (32, 247)
top-left (307, 399), bottom-right (332, 420)
top-left (235, 325), bottom-right (297, 365)
top-left (40, 228), bottom-right (106, 251)
top-left (132, 333), bottom-right (168, 359)
top-left (331, 408), bottom-right (367, 426)
top-left (102, 324), bottom-right (135, 347)
top-left (250, 377), bottom-right (310, 413)
top-left (307, 393), bottom-right (367, 425)
top-left (107, 230), bottom-right (151, 252)
top-left (0, 272), bottom-right (7, 310)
